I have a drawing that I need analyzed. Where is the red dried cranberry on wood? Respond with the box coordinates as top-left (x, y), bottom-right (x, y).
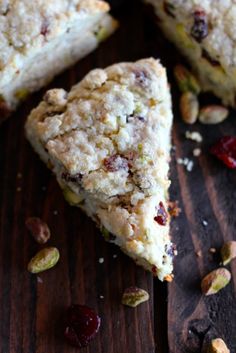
top-left (154, 202), bottom-right (168, 226)
top-left (210, 136), bottom-right (236, 169)
top-left (64, 305), bottom-right (101, 348)
top-left (191, 10), bottom-right (208, 42)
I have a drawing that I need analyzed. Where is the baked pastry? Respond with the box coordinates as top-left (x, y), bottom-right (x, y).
top-left (0, 0), bottom-right (117, 122)
top-left (145, 0), bottom-right (236, 108)
top-left (25, 58), bottom-right (174, 281)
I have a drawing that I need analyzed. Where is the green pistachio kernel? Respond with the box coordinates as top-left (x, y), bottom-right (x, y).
top-left (28, 247), bottom-right (60, 274)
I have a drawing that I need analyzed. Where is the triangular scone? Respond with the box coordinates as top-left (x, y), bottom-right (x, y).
top-left (26, 58), bottom-right (174, 281)
top-left (0, 0), bottom-right (117, 121)
top-left (144, 0), bottom-right (236, 108)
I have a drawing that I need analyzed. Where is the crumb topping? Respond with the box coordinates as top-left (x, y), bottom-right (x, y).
top-left (28, 58), bottom-right (171, 205)
top-left (26, 58), bottom-right (174, 280)
top-left (0, 0), bottom-right (109, 73)
top-left (147, 0), bottom-right (236, 67)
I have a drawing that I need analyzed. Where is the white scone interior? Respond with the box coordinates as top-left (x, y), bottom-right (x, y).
top-left (25, 58), bottom-right (175, 281)
top-left (145, 0), bottom-right (236, 107)
top-left (0, 0), bottom-right (117, 115)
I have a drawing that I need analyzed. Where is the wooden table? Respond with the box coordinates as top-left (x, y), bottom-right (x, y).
top-left (0, 1), bottom-right (235, 352)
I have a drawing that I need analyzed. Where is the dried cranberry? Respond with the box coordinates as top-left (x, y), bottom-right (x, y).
top-left (133, 70), bottom-right (148, 87)
top-left (64, 305), bottom-right (101, 348)
top-left (210, 136), bottom-right (236, 169)
top-left (191, 10), bottom-right (208, 42)
top-left (154, 202), bottom-right (168, 226)
top-left (104, 154), bottom-right (129, 172)
top-left (61, 172), bottom-right (82, 183)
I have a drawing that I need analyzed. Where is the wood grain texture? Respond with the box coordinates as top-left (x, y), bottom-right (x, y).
top-left (0, 1), bottom-right (236, 352)
top-left (168, 118), bottom-right (236, 353)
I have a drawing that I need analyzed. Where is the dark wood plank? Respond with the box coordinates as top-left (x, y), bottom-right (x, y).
top-left (168, 93), bottom-right (236, 353)
top-left (1, 1), bottom-right (236, 352)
